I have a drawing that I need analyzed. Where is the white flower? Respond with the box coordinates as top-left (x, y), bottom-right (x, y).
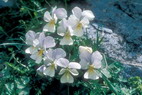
top-left (31, 32), bottom-right (56, 63)
top-left (38, 48), bottom-right (66, 77)
top-left (57, 18), bottom-right (74, 45)
top-left (67, 7), bottom-right (95, 37)
top-left (43, 7), bottom-right (67, 32)
top-left (72, 6), bottom-right (95, 21)
top-left (68, 15), bottom-right (89, 37)
top-left (79, 46), bottom-right (103, 80)
top-left (25, 31), bottom-right (56, 64)
top-left (25, 30), bottom-right (38, 54)
top-left (25, 30), bottom-right (37, 46)
top-left (56, 58), bottom-right (81, 83)
top-left (43, 10), bottom-right (57, 32)
top-left (37, 65), bottom-right (46, 76)
top-left (54, 8), bottom-right (67, 19)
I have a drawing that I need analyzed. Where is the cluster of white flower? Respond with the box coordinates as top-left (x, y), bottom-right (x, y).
top-left (25, 7), bottom-right (103, 83)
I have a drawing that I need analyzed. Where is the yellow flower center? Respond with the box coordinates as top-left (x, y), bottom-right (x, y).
top-left (88, 65), bottom-right (95, 73)
top-left (76, 22), bottom-right (82, 30)
top-left (64, 31), bottom-right (71, 39)
top-left (50, 63), bottom-right (55, 69)
top-left (32, 46), bottom-right (35, 49)
top-left (49, 19), bottom-right (55, 26)
top-left (64, 69), bottom-right (70, 79)
top-left (38, 49), bottom-right (44, 56)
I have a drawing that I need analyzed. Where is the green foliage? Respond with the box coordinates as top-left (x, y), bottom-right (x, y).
top-left (128, 76), bottom-right (142, 94)
top-left (0, 0), bottom-right (141, 95)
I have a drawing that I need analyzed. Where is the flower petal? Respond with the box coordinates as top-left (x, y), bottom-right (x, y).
top-left (68, 26), bottom-right (74, 36)
top-left (25, 47), bottom-right (38, 54)
top-left (44, 57), bottom-right (53, 64)
top-left (43, 24), bottom-right (49, 32)
top-left (52, 48), bottom-right (66, 59)
top-left (30, 52), bottom-right (42, 64)
top-left (60, 73), bottom-right (74, 83)
top-left (57, 24), bottom-right (66, 36)
top-left (91, 51), bottom-right (102, 68)
top-left (26, 30), bottom-right (36, 45)
top-left (43, 22), bottom-right (56, 32)
top-left (62, 18), bottom-right (69, 28)
top-left (91, 51), bottom-right (103, 61)
top-left (84, 70), bottom-right (99, 80)
top-left (56, 58), bottom-right (69, 68)
top-left (79, 59), bottom-right (89, 70)
top-left (69, 62), bottom-right (81, 69)
top-left (35, 55), bottom-right (42, 64)
top-left (25, 47), bottom-right (32, 54)
top-left (79, 46), bottom-right (92, 54)
top-left (44, 11), bottom-right (52, 22)
top-left (44, 49), bottom-right (54, 62)
top-left (48, 22), bottom-right (56, 32)
top-left (82, 10), bottom-right (95, 21)
top-left (33, 39), bottom-right (39, 47)
top-left (80, 17), bottom-right (89, 27)
top-left (68, 15), bottom-right (79, 28)
top-left (37, 32), bottom-right (45, 48)
top-left (72, 7), bottom-right (82, 19)
top-left (37, 65), bottom-right (46, 75)
top-left (43, 66), bottom-right (55, 77)
top-left (73, 25), bottom-right (83, 37)
top-left (45, 48), bottom-right (66, 61)
top-left (59, 68), bottom-right (66, 75)
top-left (30, 52), bottom-right (37, 60)
top-left (54, 8), bottom-right (67, 19)
top-left (60, 36), bottom-right (73, 45)
top-left (79, 46), bottom-right (92, 62)
top-left (36, 33), bottom-right (55, 49)
top-left (69, 69), bottom-right (79, 76)
top-left (43, 36), bottom-right (56, 48)
top-left (92, 60), bottom-right (102, 69)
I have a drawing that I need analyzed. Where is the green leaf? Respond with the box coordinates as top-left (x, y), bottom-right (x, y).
top-left (5, 83), bottom-right (15, 94)
top-left (101, 68), bottom-right (111, 78)
top-left (15, 76), bottom-right (30, 89)
top-left (16, 88), bottom-right (30, 95)
top-left (21, 76), bottom-right (30, 85)
top-left (4, 62), bottom-right (29, 74)
top-left (101, 72), bottom-right (120, 94)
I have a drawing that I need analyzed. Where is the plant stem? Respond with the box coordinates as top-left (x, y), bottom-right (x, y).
top-left (64, 0), bottom-right (68, 10)
top-left (68, 85), bottom-right (70, 95)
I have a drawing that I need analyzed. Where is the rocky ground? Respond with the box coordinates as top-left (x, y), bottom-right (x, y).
top-left (70, 0), bottom-right (142, 78)
top-left (86, 0), bottom-right (142, 78)
top-left (87, 24), bottom-right (142, 78)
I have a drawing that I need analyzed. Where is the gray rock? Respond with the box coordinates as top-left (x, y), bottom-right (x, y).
top-left (137, 55), bottom-right (142, 63)
top-left (84, 0), bottom-right (142, 78)
top-left (87, 24), bottom-right (142, 78)
top-left (87, 0), bottom-right (142, 48)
